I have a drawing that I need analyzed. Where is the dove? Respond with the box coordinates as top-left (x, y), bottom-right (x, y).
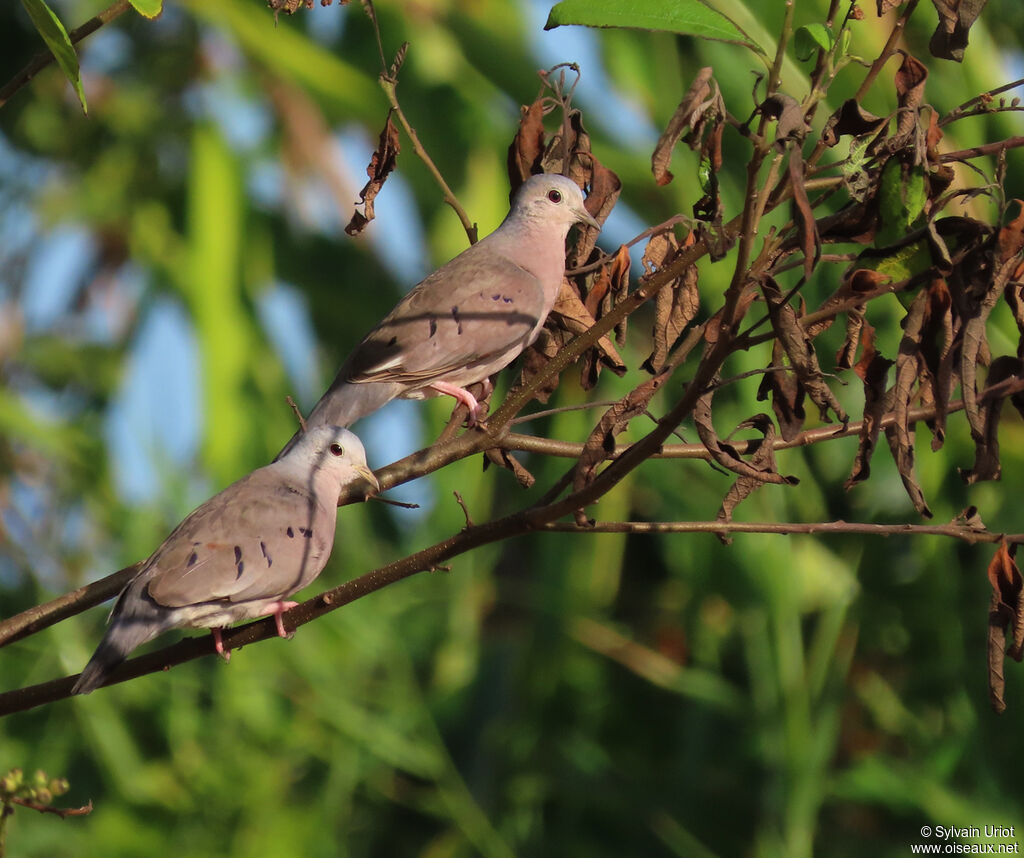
top-left (72, 425), bottom-right (378, 695)
top-left (301, 173), bottom-right (600, 432)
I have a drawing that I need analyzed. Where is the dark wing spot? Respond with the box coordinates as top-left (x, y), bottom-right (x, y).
top-left (233, 546), bottom-right (242, 564)
top-left (235, 562), bottom-right (244, 578)
top-left (451, 306), bottom-right (463, 335)
top-left (287, 526), bottom-right (294, 538)
top-left (502, 296), bottom-right (514, 304)
top-left (492, 294), bottom-right (501, 301)
top-left (299, 527), bottom-right (313, 538)
top-left (260, 541), bottom-right (272, 567)
top-left (187, 551), bottom-right (198, 568)
top-left (386, 335), bottom-right (398, 347)
top-left (428, 318), bottom-right (437, 337)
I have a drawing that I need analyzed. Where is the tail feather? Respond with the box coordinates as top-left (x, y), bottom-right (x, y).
top-left (72, 619), bottom-right (159, 695)
top-left (275, 381), bottom-right (401, 461)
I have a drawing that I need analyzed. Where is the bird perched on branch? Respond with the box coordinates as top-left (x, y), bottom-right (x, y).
top-left (72, 425), bottom-right (378, 695)
top-left (298, 173), bottom-right (600, 434)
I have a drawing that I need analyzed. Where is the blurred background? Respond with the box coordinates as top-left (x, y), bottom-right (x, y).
top-left (2, 0), bottom-right (1024, 855)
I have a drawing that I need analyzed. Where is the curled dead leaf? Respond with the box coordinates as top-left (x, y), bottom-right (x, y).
top-left (345, 111), bottom-right (401, 236)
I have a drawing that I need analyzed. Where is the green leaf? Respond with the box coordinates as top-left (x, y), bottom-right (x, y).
top-left (128, 0), bottom-right (163, 18)
top-left (19, 0), bottom-right (87, 113)
top-left (877, 158), bottom-right (927, 247)
top-left (545, 0), bottom-right (763, 54)
top-left (794, 23), bottom-right (834, 62)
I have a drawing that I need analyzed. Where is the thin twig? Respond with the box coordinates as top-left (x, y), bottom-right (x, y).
top-left (286, 396), bottom-right (307, 433)
top-left (453, 491), bottom-right (473, 528)
top-left (378, 78), bottom-right (478, 244)
top-left (939, 77), bottom-right (1024, 127)
top-left (9, 798), bottom-right (93, 819)
top-left (370, 495), bottom-right (420, 509)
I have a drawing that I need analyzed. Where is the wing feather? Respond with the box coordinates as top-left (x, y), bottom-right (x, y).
top-left (146, 474), bottom-right (333, 608)
top-left (345, 254), bottom-right (547, 385)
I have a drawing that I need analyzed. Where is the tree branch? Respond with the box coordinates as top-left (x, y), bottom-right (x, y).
top-left (543, 519), bottom-right (1018, 545)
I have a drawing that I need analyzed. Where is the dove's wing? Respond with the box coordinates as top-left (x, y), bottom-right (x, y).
top-left (144, 473), bottom-right (335, 609)
top-left (343, 251), bottom-right (548, 386)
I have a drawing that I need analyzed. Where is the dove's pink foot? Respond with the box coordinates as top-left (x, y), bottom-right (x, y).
top-left (261, 600), bottom-right (300, 638)
top-left (431, 381), bottom-right (487, 426)
top-left (212, 628), bottom-right (231, 662)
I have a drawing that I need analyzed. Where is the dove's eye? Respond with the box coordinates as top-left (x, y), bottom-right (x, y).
top-left (329, 443), bottom-right (345, 457)
top-left (547, 189), bottom-right (562, 203)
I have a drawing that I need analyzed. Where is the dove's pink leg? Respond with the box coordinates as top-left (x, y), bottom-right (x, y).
top-left (430, 381), bottom-right (486, 425)
top-left (260, 600), bottom-right (300, 638)
top-left (212, 628), bottom-right (231, 662)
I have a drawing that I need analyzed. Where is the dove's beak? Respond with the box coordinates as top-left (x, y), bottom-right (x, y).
top-left (356, 466), bottom-right (381, 499)
top-left (577, 205), bottom-right (601, 230)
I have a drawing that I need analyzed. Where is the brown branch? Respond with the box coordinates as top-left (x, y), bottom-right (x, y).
top-left (9, 797), bottom-right (93, 819)
top-left (0, 563), bottom-right (142, 649)
top-left (0, 0), bottom-right (132, 110)
top-left (544, 519), bottom-right (1018, 545)
top-left (501, 380), bottom-right (1023, 461)
top-left (940, 136), bottom-right (1024, 163)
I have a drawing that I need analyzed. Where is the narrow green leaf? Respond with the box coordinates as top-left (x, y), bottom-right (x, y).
top-left (128, 0), bottom-right (163, 18)
top-left (794, 23), bottom-right (834, 62)
top-left (545, 0), bottom-right (763, 54)
top-left (19, 0), bottom-right (87, 114)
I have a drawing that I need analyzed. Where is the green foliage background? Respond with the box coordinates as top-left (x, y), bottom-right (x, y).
top-left (2, 1), bottom-right (1024, 855)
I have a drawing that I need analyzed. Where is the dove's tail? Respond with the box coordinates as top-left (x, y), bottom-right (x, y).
top-left (274, 381), bottom-right (401, 461)
top-left (72, 618), bottom-right (158, 695)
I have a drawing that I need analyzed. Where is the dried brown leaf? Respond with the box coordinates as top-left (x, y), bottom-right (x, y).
top-left (921, 278), bottom-right (957, 449)
top-left (514, 327), bottom-right (563, 404)
top-left (821, 99), bottom-right (887, 148)
top-left (894, 52), bottom-right (928, 141)
top-left (550, 278), bottom-right (627, 391)
top-left (998, 199), bottom-right (1024, 264)
top-left (694, 387), bottom-right (799, 488)
top-left (651, 68), bottom-right (720, 186)
top-left (761, 277), bottom-right (847, 423)
top-left (572, 372), bottom-right (669, 523)
top-left (761, 94), bottom-right (808, 149)
top-left (507, 100), bottom-right (548, 193)
top-left (345, 112), bottom-right (401, 236)
top-left (845, 320), bottom-right (894, 488)
top-left (718, 414), bottom-right (788, 521)
top-left (757, 340), bottom-right (806, 441)
top-left (959, 355), bottom-right (1022, 484)
top-left (987, 541), bottom-right (1023, 712)
top-left (884, 289), bottom-right (933, 517)
top-left (640, 232), bottom-right (700, 374)
top-left (483, 447), bottom-right (536, 488)
top-left (929, 0), bottom-right (988, 61)
top-left (788, 150), bottom-right (820, 283)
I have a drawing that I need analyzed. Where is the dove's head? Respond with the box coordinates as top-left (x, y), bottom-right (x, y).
top-left (511, 174), bottom-right (601, 233)
top-left (286, 424), bottom-right (380, 498)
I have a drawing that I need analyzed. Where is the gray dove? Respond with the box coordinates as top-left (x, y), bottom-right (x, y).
top-left (72, 425), bottom-right (378, 695)
top-left (302, 173), bottom-right (600, 431)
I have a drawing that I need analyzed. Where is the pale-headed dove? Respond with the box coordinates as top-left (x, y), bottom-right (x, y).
top-left (300, 173), bottom-right (600, 432)
top-left (72, 425), bottom-right (378, 695)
